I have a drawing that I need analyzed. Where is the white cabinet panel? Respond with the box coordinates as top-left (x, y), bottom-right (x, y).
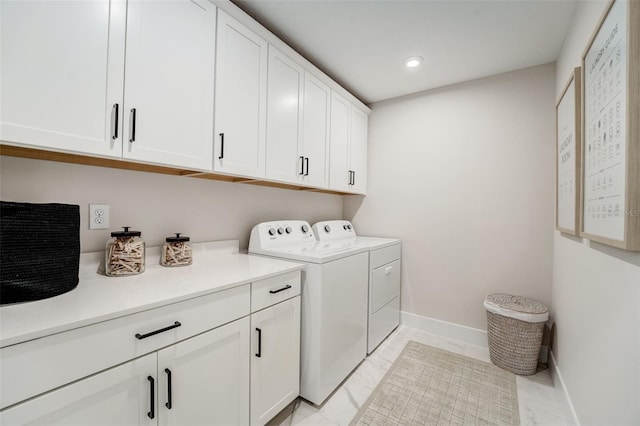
top-left (214, 11), bottom-right (267, 178)
top-left (329, 91), bottom-right (368, 194)
top-left (250, 297), bottom-right (300, 426)
top-left (349, 107), bottom-right (368, 194)
top-left (265, 47), bottom-right (304, 184)
top-left (301, 73), bottom-right (330, 188)
top-left (158, 317), bottom-right (250, 426)
top-left (123, 0), bottom-right (215, 171)
top-left (0, 354), bottom-right (156, 426)
top-left (0, 0), bottom-right (125, 157)
top-left (329, 92), bottom-right (351, 192)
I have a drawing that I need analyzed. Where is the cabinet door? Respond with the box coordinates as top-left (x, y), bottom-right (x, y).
top-left (265, 47), bottom-right (304, 184)
top-left (0, 354), bottom-right (156, 426)
top-left (349, 107), bottom-right (368, 195)
top-left (329, 91), bottom-right (351, 192)
top-left (122, 0), bottom-right (215, 171)
top-left (214, 11), bottom-right (267, 178)
top-left (301, 73), bottom-right (330, 189)
top-left (157, 317), bottom-right (250, 426)
top-left (0, 0), bottom-right (125, 157)
top-left (250, 297), bottom-right (300, 426)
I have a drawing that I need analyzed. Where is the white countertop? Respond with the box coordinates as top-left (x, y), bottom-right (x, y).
top-left (0, 240), bottom-right (304, 348)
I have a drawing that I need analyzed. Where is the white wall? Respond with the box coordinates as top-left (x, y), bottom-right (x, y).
top-left (553, 1), bottom-right (640, 425)
top-left (0, 156), bottom-right (343, 252)
top-left (345, 63), bottom-right (556, 331)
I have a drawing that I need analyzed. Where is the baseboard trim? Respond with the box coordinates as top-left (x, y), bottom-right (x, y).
top-left (400, 311), bottom-right (488, 348)
top-left (549, 351), bottom-right (581, 425)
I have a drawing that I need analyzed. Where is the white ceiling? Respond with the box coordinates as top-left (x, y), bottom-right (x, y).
top-left (231, 0), bottom-right (578, 104)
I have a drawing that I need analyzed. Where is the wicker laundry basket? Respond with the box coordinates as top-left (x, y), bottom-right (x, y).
top-left (484, 293), bottom-right (549, 375)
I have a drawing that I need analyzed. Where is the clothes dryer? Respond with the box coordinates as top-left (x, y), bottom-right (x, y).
top-left (312, 220), bottom-right (401, 354)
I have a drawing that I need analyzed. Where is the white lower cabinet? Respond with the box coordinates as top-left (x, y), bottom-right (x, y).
top-left (0, 272), bottom-right (302, 426)
top-left (250, 296), bottom-right (300, 426)
top-left (158, 317), bottom-right (250, 426)
top-left (0, 318), bottom-right (250, 426)
top-left (0, 353), bottom-right (157, 425)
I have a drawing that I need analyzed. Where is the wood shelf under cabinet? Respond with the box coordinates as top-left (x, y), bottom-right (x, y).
top-left (0, 144), bottom-right (349, 196)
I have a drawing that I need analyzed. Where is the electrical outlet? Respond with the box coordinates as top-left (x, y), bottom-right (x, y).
top-left (89, 204), bottom-right (110, 230)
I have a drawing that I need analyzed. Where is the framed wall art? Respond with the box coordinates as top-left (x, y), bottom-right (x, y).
top-left (581, 0), bottom-right (640, 251)
top-left (556, 68), bottom-right (582, 235)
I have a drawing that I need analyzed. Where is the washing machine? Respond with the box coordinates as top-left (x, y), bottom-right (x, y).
top-left (312, 220), bottom-right (401, 354)
top-left (248, 220), bottom-right (369, 405)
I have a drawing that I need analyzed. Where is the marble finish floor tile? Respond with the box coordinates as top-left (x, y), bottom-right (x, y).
top-left (268, 325), bottom-right (573, 426)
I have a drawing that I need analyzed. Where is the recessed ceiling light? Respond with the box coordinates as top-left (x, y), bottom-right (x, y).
top-left (403, 56), bottom-right (424, 68)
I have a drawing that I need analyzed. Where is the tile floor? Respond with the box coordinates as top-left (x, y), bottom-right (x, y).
top-left (268, 325), bottom-right (574, 426)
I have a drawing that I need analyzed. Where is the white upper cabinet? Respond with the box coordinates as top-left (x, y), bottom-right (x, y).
top-left (302, 73), bottom-right (331, 188)
top-left (265, 47), bottom-right (330, 189)
top-left (214, 11), bottom-right (268, 178)
top-left (0, 0), bottom-right (126, 158)
top-left (265, 46), bottom-right (304, 184)
top-left (349, 107), bottom-right (368, 194)
top-left (329, 91), bottom-right (368, 194)
top-left (123, 0), bottom-right (215, 171)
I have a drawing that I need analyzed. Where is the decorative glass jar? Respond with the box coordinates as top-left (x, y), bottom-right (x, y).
top-left (161, 233), bottom-right (192, 267)
top-left (105, 227), bottom-right (145, 276)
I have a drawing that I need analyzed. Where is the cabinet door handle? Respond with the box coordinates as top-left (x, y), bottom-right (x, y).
top-left (164, 368), bottom-right (172, 410)
top-left (269, 284), bottom-right (292, 294)
top-left (255, 327), bottom-right (262, 358)
top-left (385, 266), bottom-right (393, 275)
top-left (111, 103), bottom-right (119, 140)
top-left (218, 133), bottom-right (224, 159)
top-left (299, 156), bottom-right (305, 175)
top-left (352, 170), bottom-right (356, 186)
top-left (129, 108), bottom-right (137, 142)
top-left (135, 321), bottom-right (181, 340)
top-left (147, 376), bottom-right (155, 419)
top-left (348, 170), bottom-right (354, 185)
top-left (304, 157), bottom-right (309, 176)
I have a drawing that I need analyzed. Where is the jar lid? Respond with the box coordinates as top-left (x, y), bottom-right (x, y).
top-left (110, 226), bottom-right (142, 237)
top-left (166, 233), bottom-right (190, 242)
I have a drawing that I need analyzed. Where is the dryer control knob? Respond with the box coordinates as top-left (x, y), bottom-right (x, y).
top-left (347, 224), bottom-right (352, 230)
top-left (285, 226), bottom-right (292, 234)
top-left (277, 227), bottom-right (284, 235)
top-left (343, 224), bottom-right (348, 230)
top-left (324, 225), bottom-right (331, 233)
top-left (268, 228), bottom-right (276, 236)
top-left (301, 224), bottom-right (309, 233)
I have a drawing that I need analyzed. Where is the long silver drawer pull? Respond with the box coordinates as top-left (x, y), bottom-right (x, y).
top-left (269, 285), bottom-right (292, 294)
top-left (135, 321), bottom-right (181, 340)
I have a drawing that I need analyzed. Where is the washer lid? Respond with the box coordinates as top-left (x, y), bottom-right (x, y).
top-left (249, 240), bottom-right (368, 264)
top-left (483, 293), bottom-right (549, 323)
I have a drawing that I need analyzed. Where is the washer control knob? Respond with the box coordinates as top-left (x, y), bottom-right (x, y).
top-left (324, 225), bottom-right (331, 233)
top-left (268, 228), bottom-right (276, 236)
top-left (277, 227), bottom-right (284, 235)
top-left (343, 224), bottom-right (348, 230)
top-left (347, 224), bottom-right (352, 230)
top-left (285, 226), bottom-right (292, 234)
top-left (301, 224), bottom-right (309, 233)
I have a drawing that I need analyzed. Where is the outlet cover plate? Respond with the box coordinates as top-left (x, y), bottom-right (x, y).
top-left (89, 204), bottom-right (110, 230)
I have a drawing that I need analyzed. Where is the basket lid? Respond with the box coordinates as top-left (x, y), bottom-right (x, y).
top-left (484, 293), bottom-right (549, 323)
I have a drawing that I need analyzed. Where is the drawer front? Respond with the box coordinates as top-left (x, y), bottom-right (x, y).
top-left (369, 244), bottom-right (401, 270)
top-left (0, 284), bottom-right (250, 409)
top-left (251, 271), bottom-right (301, 313)
top-left (370, 260), bottom-right (400, 313)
